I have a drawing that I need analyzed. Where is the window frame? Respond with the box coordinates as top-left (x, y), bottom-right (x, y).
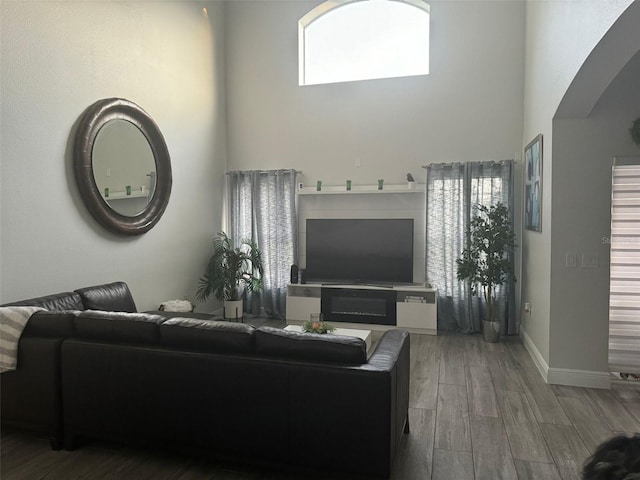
top-left (298, 0), bottom-right (430, 86)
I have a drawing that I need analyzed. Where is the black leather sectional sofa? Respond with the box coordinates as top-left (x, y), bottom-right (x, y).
top-left (1, 282), bottom-right (410, 478)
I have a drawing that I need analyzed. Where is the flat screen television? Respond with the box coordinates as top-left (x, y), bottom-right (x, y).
top-left (305, 218), bottom-right (414, 284)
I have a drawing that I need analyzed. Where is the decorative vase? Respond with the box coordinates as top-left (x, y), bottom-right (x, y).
top-left (482, 320), bottom-right (500, 343)
top-left (224, 299), bottom-right (243, 321)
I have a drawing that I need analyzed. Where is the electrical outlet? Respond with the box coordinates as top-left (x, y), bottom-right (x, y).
top-left (524, 302), bottom-right (531, 314)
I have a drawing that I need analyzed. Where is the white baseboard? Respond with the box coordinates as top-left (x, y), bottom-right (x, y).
top-left (520, 329), bottom-right (610, 389)
top-left (521, 329), bottom-right (549, 381)
top-left (547, 367), bottom-right (611, 389)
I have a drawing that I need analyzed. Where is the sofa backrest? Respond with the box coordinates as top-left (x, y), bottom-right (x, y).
top-left (72, 312), bottom-right (257, 355)
top-left (160, 317), bottom-right (255, 354)
top-left (74, 311), bottom-right (164, 345)
top-left (75, 281), bottom-right (137, 313)
top-left (69, 310), bottom-right (368, 365)
top-left (2, 292), bottom-right (83, 311)
top-left (22, 311), bottom-right (76, 338)
top-left (255, 326), bottom-right (367, 365)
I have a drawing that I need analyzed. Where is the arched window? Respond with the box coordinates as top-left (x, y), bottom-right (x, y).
top-left (299, 0), bottom-right (430, 86)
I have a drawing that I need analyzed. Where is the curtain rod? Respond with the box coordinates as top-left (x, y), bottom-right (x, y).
top-left (421, 159), bottom-right (515, 169)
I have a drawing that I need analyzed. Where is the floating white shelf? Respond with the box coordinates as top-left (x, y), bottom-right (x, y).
top-left (103, 190), bottom-right (148, 201)
top-left (297, 183), bottom-right (425, 195)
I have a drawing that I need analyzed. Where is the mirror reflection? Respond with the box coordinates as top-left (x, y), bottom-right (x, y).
top-left (92, 120), bottom-right (156, 217)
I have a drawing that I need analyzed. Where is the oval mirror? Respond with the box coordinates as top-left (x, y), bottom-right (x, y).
top-left (73, 98), bottom-right (172, 235)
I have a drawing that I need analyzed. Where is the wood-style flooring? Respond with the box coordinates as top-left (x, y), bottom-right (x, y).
top-left (2, 331), bottom-right (640, 479)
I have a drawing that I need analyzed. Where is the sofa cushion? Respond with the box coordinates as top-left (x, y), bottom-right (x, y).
top-left (74, 311), bottom-right (164, 345)
top-left (3, 292), bottom-right (83, 311)
top-left (75, 282), bottom-right (137, 313)
top-left (255, 326), bottom-right (367, 365)
top-left (160, 318), bottom-right (255, 354)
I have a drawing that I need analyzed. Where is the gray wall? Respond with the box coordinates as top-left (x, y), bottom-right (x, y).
top-left (0, 1), bottom-right (227, 311)
top-left (224, 0), bottom-right (526, 187)
top-left (520, 0), bottom-right (633, 368)
top-left (549, 50), bottom-right (640, 375)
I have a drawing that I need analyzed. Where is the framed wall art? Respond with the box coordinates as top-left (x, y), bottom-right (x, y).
top-left (524, 134), bottom-right (542, 232)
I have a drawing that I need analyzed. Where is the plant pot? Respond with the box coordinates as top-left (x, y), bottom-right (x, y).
top-left (223, 299), bottom-right (243, 321)
top-left (482, 320), bottom-right (500, 343)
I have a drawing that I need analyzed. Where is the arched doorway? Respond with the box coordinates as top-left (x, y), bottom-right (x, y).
top-left (551, 1), bottom-right (640, 388)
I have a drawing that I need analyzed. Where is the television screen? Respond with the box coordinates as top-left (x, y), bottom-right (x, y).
top-left (305, 218), bottom-right (414, 284)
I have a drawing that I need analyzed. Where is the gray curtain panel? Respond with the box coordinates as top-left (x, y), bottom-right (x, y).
top-left (425, 160), bottom-right (516, 334)
top-left (227, 169), bottom-right (297, 319)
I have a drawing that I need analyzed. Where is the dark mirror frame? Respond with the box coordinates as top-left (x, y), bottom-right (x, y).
top-left (73, 98), bottom-right (172, 235)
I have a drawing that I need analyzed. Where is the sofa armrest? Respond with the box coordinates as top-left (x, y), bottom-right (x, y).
top-left (283, 329), bottom-right (410, 478)
top-left (365, 328), bottom-right (410, 372)
top-left (359, 328), bottom-right (411, 471)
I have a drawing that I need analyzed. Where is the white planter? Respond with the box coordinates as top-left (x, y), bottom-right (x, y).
top-left (224, 299), bottom-right (243, 321)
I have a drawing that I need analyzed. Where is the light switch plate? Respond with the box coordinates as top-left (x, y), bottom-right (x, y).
top-left (566, 252), bottom-right (578, 268)
top-left (581, 253), bottom-right (598, 268)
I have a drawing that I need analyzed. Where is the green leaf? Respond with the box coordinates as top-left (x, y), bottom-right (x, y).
top-left (456, 202), bottom-right (517, 321)
top-left (196, 231), bottom-right (264, 302)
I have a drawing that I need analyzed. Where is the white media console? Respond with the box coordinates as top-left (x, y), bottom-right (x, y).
top-left (286, 283), bottom-right (437, 335)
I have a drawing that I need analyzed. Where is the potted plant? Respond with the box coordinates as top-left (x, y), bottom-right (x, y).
top-left (456, 202), bottom-right (516, 342)
top-left (302, 314), bottom-right (335, 334)
top-left (196, 231), bottom-right (263, 320)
